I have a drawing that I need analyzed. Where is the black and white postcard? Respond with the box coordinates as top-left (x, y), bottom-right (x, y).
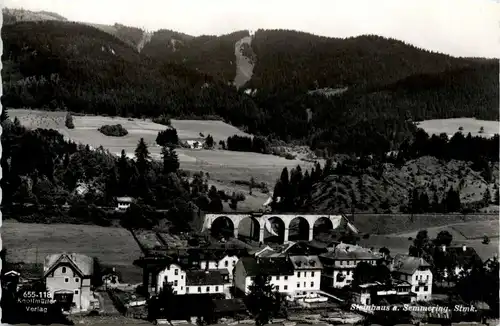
top-left (0, 0), bottom-right (499, 325)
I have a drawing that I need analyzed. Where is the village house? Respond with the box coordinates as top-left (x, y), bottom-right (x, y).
top-left (115, 196), bottom-right (134, 211)
top-left (437, 244), bottom-right (483, 279)
top-left (197, 252), bottom-right (239, 282)
top-left (156, 263), bottom-right (230, 297)
top-left (391, 254), bottom-right (433, 301)
top-left (43, 253), bottom-right (99, 312)
top-left (288, 255), bottom-right (323, 297)
top-left (319, 243), bottom-right (382, 289)
top-left (233, 256), bottom-right (295, 295)
top-left (351, 278), bottom-right (414, 305)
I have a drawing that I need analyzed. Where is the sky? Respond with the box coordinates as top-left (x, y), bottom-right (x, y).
top-left (3, 0), bottom-right (500, 58)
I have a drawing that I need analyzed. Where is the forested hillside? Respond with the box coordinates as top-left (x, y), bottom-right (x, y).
top-left (1, 21), bottom-right (261, 128)
top-left (1, 20), bottom-right (498, 157)
top-left (142, 30), bottom-right (249, 81)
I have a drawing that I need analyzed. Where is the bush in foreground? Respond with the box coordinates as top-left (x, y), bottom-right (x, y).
top-left (98, 124), bottom-right (128, 137)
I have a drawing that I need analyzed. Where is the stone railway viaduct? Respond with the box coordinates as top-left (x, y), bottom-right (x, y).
top-left (202, 212), bottom-right (348, 243)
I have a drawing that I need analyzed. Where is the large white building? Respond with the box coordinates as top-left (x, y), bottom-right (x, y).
top-left (391, 254), bottom-right (433, 301)
top-left (233, 254), bottom-right (323, 298)
top-left (319, 243), bottom-right (382, 289)
top-left (156, 263), bottom-right (230, 296)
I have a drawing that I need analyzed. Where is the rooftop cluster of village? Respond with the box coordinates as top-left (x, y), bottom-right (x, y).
top-left (2, 225), bottom-right (498, 325)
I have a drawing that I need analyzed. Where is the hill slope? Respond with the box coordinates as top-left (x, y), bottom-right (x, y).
top-left (306, 156), bottom-right (499, 214)
top-left (1, 20), bottom-right (262, 127)
top-left (1, 16), bottom-right (498, 157)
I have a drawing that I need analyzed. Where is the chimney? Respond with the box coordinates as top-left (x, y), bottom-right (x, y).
top-left (441, 245), bottom-right (446, 252)
top-left (462, 245), bottom-right (466, 252)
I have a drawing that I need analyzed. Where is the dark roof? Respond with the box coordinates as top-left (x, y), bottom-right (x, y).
top-left (185, 269), bottom-right (229, 286)
top-left (289, 255), bottom-right (323, 270)
top-left (443, 246), bottom-right (483, 267)
top-left (43, 253), bottom-right (94, 278)
top-left (240, 256), bottom-right (295, 277)
top-left (392, 254), bottom-right (431, 275)
top-left (320, 243), bottom-right (381, 261)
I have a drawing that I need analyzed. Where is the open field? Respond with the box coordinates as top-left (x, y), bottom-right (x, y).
top-left (371, 218), bottom-right (500, 259)
top-left (1, 220), bottom-right (143, 283)
top-left (352, 213), bottom-right (498, 236)
top-left (9, 109), bottom-right (316, 201)
top-left (416, 118), bottom-right (499, 138)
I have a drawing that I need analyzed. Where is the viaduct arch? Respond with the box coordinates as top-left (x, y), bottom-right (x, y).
top-left (202, 213), bottom-right (347, 243)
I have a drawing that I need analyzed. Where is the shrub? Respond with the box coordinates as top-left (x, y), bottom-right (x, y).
top-left (65, 112), bottom-right (75, 129)
top-left (98, 124), bottom-right (128, 137)
top-left (152, 115), bottom-right (171, 126)
top-left (482, 235), bottom-right (490, 244)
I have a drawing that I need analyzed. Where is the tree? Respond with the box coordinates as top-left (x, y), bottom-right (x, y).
top-left (352, 261), bottom-right (374, 286)
top-left (156, 128), bottom-right (179, 147)
top-left (249, 177), bottom-right (256, 195)
top-left (246, 274), bottom-right (281, 326)
top-left (482, 188), bottom-right (491, 205)
top-left (161, 145), bottom-right (180, 174)
top-left (435, 230), bottom-right (453, 247)
top-left (65, 112), bottom-right (75, 129)
top-left (135, 138), bottom-right (151, 176)
top-left (494, 188), bottom-right (500, 205)
top-left (409, 230), bottom-right (431, 258)
top-left (205, 134), bottom-right (214, 148)
top-left (1, 107), bottom-right (9, 123)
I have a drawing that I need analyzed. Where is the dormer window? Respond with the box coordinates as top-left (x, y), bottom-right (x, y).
top-left (62, 267), bottom-right (67, 274)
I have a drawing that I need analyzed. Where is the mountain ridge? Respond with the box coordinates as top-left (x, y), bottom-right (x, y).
top-left (1, 11), bottom-right (498, 158)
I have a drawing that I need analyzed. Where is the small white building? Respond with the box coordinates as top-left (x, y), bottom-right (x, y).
top-left (198, 253), bottom-right (239, 282)
top-left (156, 263), bottom-right (230, 296)
top-left (116, 197), bottom-right (134, 211)
top-left (391, 254), bottom-right (433, 301)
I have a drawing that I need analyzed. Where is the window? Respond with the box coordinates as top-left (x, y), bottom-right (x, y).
top-left (174, 280), bottom-right (178, 286)
top-left (303, 282), bottom-right (306, 287)
top-left (415, 286), bottom-right (420, 292)
top-left (206, 286), bottom-right (210, 292)
top-left (297, 272), bottom-right (301, 277)
top-left (62, 267), bottom-right (67, 273)
top-left (64, 278), bottom-right (69, 283)
top-left (340, 261), bottom-right (343, 266)
top-left (276, 276), bottom-right (280, 281)
top-left (284, 276), bottom-right (288, 280)
top-left (297, 283), bottom-right (300, 288)
top-left (215, 286), bottom-right (219, 291)
top-left (311, 282), bottom-right (314, 287)
top-left (75, 278), bottom-right (80, 283)
top-left (175, 269), bottom-right (179, 275)
top-left (198, 287), bottom-right (202, 293)
top-left (186, 288), bottom-right (190, 293)
top-left (181, 275), bottom-right (184, 279)
top-left (174, 291), bottom-right (177, 294)
top-left (276, 286), bottom-right (280, 291)
top-left (74, 290), bottom-right (79, 294)
top-left (424, 286), bottom-right (428, 291)
top-left (303, 272), bottom-right (307, 277)
top-left (232, 261), bottom-right (236, 266)
top-left (284, 285), bottom-right (288, 290)
top-left (225, 261), bottom-right (229, 267)
top-left (311, 272), bottom-right (315, 277)
top-left (181, 287), bottom-right (183, 290)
